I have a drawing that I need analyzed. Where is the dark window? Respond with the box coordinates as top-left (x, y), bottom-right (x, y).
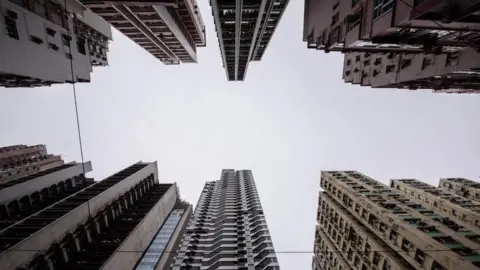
top-left (76, 38), bottom-right (86, 55)
top-left (62, 34), bottom-right (71, 46)
top-left (431, 261), bottom-right (446, 270)
top-left (445, 52), bottom-right (459, 67)
top-left (65, 53), bottom-right (72, 59)
top-left (332, 1), bottom-right (339, 10)
top-left (4, 13), bottom-right (19, 40)
top-left (355, 55), bottom-right (361, 62)
top-left (46, 28), bottom-right (56, 36)
top-left (30, 35), bottom-right (43, 44)
top-left (400, 59), bottom-right (412, 69)
top-left (373, 252), bottom-right (382, 265)
top-left (414, 250), bottom-right (425, 264)
top-left (352, 0), bottom-right (361, 7)
top-left (6, 9), bottom-right (17, 19)
top-left (48, 43), bottom-right (59, 51)
top-left (373, 0), bottom-right (394, 20)
top-left (421, 57), bottom-right (432, 69)
top-left (385, 65), bottom-right (395, 73)
top-left (331, 12), bottom-right (339, 26)
top-left (382, 259), bottom-right (392, 270)
top-left (401, 238), bottom-right (411, 252)
top-left (347, 59), bottom-right (352, 66)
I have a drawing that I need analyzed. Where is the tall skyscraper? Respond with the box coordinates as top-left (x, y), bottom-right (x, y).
top-left (302, 0), bottom-right (480, 92)
top-left (0, 144), bottom-right (64, 184)
top-left (313, 171), bottom-right (480, 270)
top-left (0, 161), bottom-right (190, 270)
top-left (171, 169), bottom-right (280, 269)
top-left (0, 0), bottom-right (112, 87)
top-left (80, 0), bottom-right (206, 65)
top-left (210, 0), bottom-right (289, 81)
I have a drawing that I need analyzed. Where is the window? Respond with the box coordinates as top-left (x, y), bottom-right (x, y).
top-left (332, 1), bottom-right (339, 10)
top-left (77, 38), bottom-right (86, 55)
top-left (401, 238), bottom-right (411, 252)
top-left (431, 261), bottom-right (446, 270)
top-left (62, 34), bottom-right (71, 46)
top-left (373, 0), bottom-right (394, 20)
top-left (46, 28), bottom-right (56, 37)
top-left (352, 0), bottom-right (361, 7)
top-left (445, 52), bottom-right (459, 67)
top-left (382, 260), bottom-right (392, 270)
top-left (4, 11), bottom-right (19, 40)
top-left (331, 12), bottom-right (339, 26)
top-left (414, 250), bottom-right (425, 265)
top-left (385, 65), bottom-right (395, 73)
top-left (30, 35), bottom-right (43, 45)
top-left (421, 57), bottom-right (432, 70)
top-left (355, 55), bottom-right (361, 62)
top-left (400, 59), bottom-right (412, 69)
top-left (48, 43), bottom-right (59, 51)
top-left (373, 252), bottom-right (381, 265)
top-left (65, 53), bottom-right (72, 59)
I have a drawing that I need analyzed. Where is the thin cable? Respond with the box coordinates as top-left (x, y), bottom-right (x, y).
top-left (63, 0), bottom-right (90, 217)
top-left (396, 0), bottom-right (479, 50)
top-left (4, 248), bottom-right (479, 253)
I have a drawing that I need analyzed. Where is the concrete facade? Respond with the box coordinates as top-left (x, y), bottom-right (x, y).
top-left (210, 0), bottom-right (289, 81)
top-left (0, 144), bottom-right (64, 183)
top-left (0, 0), bottom-right (112, 87)
top-left (172, 169), bottom-right (280, 269)
top-left (303, 0), bottom-right (480, 92)
top-left (0, 161), bottom-right (188, 270)
top-left (313, 171), bottom-right (480, 270)
top-left (80, 0), bottom-right (206, 65)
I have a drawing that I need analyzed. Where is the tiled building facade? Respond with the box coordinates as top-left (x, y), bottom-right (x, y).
top-left (171, 169), bottom-right (280, 269)
top-left (0, 144), bottom-right (64, 184)
top-left (313, 171), bottom-right (480, 270)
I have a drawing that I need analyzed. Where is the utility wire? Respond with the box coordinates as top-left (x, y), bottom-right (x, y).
top-left (3, 248), bottom-right (479, 254)
top-left (63, 0), bottom-right (90, 217)
top-left (396, 0), bottom-right (479, 50)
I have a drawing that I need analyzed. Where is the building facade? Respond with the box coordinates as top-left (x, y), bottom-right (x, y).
top-left (210, 0), bottom-right (289, 81)
top-left (80, 0), bottom-right (206, 65)
top-left (0, 0), bottom-right (112, 87)
top-left (313, 171), bottom-right (480, 270)
top-left (0, 161), bottom-right (189, 270)
top-left (171, 169), bottom-right (280, 269)
top-left (303, 0), bottom-right (480, 92)
top-left (0, 144), bottom-right (64, 184)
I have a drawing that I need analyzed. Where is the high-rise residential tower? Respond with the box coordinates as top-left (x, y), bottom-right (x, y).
top-left (313, 171), bottom-right (480, 270)
top-left (0, 161), bottom-right (190, 270)
top-left (80, 0), bottom-right (206, 65)
top-left (0, 144), bottom-right (64, 184)
top-left (210, 0), bottom-right (289, 81)
top-left (303, 0), bottom-right (480, 92)
top-left (0, 0), bottom-right (112, 87)
top-left (171, 169), bottom-right (280, 269)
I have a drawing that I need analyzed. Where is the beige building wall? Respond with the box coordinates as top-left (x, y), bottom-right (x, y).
top-left (0, 144), bottom-right (64, 183)
top-left (313, 171), bottom-right (480, 270)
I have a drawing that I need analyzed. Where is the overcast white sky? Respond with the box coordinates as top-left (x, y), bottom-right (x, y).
top-left (1, 1), bottom-right (480, 269)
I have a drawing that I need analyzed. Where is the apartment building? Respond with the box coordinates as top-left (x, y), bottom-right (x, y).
top-left (0, 144), bottom-right (64, 184)
top-left (439, 178), bottom-right (480, 202)
top-left (210, 0), bottom-right (289, 81)
top-left (313, 171), bottom-right (480, 270)
top-left (0, 0), bottom-right (112, 87)
top-left (171, 169), bottom-right (280, 269)
top-left (303, 0), bottom-right (480, 91)
top-left (80, 0), bottom-right (206, 65)
top-left (0, 161), bottom-right (189, 270)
